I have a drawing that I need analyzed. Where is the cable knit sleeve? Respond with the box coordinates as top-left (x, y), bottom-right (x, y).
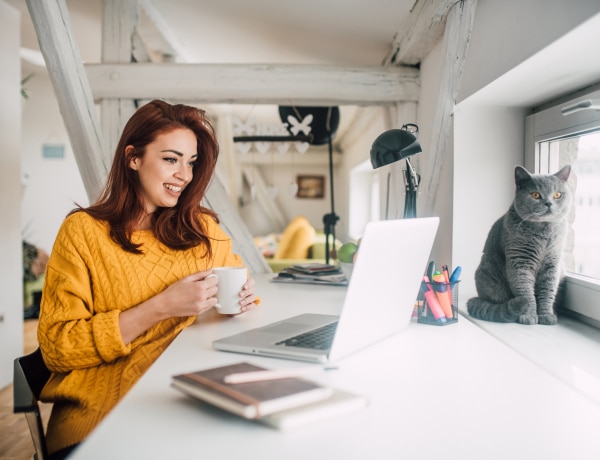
top-left (39, 214), bottom-right (129, 372)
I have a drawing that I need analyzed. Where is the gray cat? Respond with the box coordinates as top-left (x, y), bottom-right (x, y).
top-left (467, 165), bottom-right (572, 325)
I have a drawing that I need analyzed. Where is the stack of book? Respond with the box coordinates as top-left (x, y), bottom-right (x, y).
top-left (171, 362), bottom-right (368, 430)
top-left (271, 263), bottom-right (348, 286)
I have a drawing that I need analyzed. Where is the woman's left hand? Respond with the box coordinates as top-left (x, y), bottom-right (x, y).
top-left (234, 277), bottom-right (259, 315)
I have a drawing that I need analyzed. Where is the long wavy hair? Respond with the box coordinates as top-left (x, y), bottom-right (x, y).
top-left (76, 100), bottom-right (219, 255)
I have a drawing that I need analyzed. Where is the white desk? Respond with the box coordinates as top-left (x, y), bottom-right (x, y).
top-left (71, 275), bottom-right (600, 460)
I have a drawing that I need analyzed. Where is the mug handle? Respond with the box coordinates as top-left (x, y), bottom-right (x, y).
top-left (205, 273), bottom-right (221, 309)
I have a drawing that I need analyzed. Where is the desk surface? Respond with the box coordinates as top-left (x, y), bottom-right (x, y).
top-left (71, 275), bottom-right (600, 460)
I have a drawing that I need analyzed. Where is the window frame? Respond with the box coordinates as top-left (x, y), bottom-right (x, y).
top-left (525, 85), bottom-right (600, 328)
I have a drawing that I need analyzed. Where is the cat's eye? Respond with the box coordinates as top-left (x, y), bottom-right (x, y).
top-left (554, 192), bottom-right (562, 199)
top-left (531, 192), bottom-right (541, 199)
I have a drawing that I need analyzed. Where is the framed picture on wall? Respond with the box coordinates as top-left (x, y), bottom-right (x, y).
top-left (296, 175), bottom-right (325, 199)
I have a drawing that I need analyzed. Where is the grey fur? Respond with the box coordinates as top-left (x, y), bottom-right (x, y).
top-left (467, 165), bottom-right (572, 325)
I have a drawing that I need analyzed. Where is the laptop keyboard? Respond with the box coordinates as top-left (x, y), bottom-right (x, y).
top-left (275, 321), bottom-right (338, 350)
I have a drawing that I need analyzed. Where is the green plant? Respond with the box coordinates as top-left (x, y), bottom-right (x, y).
top-left (21, 73), bottom-right (34, 99)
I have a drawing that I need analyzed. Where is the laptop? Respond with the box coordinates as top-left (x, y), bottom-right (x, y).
top-left (213, 217), bottom-right (439, 363)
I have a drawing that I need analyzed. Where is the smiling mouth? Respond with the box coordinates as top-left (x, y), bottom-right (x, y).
top-left (164, 184), bottom-right (182, 193)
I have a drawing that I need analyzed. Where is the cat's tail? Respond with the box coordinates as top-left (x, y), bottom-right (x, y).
top-left (466, 296), bottom-right (528, 323)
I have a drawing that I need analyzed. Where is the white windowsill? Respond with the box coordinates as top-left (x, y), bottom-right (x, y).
top-left (458, 306), bottom-right (600, 407)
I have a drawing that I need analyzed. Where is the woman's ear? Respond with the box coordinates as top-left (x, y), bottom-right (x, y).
top-left (126, 146), bottom-right (138, 170)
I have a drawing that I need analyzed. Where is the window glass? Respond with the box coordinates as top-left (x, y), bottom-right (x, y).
top-left (537, 131), bottom-right (600, 281)
top-left (527, 86), bottom-right (600, 327)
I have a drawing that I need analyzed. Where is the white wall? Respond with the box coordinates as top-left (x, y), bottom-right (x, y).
top-left (417, 40), bottom-right (452, 268)
top-left (21, 70), bottom-right (89, 253)
top-left (337, 107), bottom-right (389, 243)
top-left (454, 106), bottom-right (525, 297)
top-left (0, 0), bottom-right (24, 389)
top-left (237, 155), bottom-right (334, 237)
top-left (458, 0), bottom-right (600, 105)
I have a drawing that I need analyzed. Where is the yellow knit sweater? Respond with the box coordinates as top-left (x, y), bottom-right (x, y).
top-left (38, 211), bottom-right (243, 454)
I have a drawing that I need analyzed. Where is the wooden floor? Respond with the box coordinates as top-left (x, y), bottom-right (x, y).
top-left (0, 319), bottom-right (51, 460)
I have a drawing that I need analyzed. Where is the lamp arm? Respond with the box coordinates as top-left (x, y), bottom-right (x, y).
top-left (403, 158), bottom-right (420, 219)
top-left (403, 158), bottom-right (420, 192)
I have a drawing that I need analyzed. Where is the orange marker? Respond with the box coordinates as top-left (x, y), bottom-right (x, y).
top-left (422, 276), bottom-right (447, 323)
top-left (432, 272), bottom-right (453, 319)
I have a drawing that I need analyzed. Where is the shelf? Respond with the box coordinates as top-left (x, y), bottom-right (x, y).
top-left (236, 151), bottom-right (342, 166)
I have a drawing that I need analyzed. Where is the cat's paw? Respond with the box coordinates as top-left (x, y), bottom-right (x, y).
top-left (538, 314), bottom-right (558, 325)
top-left (518, 314), bottom-right (538, 325)
top-left (508, 296), bottom-right (529, 318)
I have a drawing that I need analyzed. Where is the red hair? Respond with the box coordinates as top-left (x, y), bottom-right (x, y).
top-left (75, 100), bottom-right (220, 254)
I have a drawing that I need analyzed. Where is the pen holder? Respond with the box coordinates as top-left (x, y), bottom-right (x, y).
top-left (417, 280), bottom-right (459, 326)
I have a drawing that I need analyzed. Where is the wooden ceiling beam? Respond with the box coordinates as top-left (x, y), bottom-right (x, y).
top-left (85, 63), bottom-right (420, 106)
top-left (383, 0), bottom-right (461, 66)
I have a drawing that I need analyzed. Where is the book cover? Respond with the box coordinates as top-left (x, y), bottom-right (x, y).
top-left (272, 264), bottom-right (348, 286)
top-left (290, 263), bottom-right (342, 275)
top-left (171, 362), bottom-right (333, 419)
top-left (259, 388), bottom-right (369, 431)
top-left (271, 272), bottom-right (348, 286)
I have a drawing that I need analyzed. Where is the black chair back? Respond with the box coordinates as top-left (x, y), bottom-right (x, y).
top-left (14, 347), bottom-right (51, 460)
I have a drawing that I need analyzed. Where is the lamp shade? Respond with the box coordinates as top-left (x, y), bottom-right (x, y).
top-left (370, 128), bottom-right (422, 169)
top-left (279, 106), bottom-right (340, 145)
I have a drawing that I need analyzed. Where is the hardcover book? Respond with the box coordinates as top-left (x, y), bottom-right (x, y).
top-left (259, 388), bottom-right (369, 431)
top-left (171, 362), bottom-right (333, 419)
top-left (289, 263), bottom-right (342, 275)
top-left (272, 264), bottom-right (348, 286)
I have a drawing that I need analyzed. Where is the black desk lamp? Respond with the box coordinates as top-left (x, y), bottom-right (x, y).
top-left (370, 124), bottom-right (422, 219)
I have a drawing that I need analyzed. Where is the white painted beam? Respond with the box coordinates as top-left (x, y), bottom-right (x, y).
top-left (422, 0), bottom-right (478, 212)
top-left (384, 0), bottom-right (461, 66)
top-left (203, 176), bottom-right (272, 274)
top-left (85, 63), bottom-right (420, 105)
top-left (100, 0), bottom-right (137, 159)
top-left (241, 166), bottom-right (288, 233)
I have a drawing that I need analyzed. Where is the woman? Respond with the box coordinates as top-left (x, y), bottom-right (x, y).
top-left (38, 100), bottom-right (258, 459)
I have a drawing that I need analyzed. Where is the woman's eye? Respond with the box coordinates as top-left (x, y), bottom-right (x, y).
top-left (164, 158), bottom-right (177, 164)
top-left (554, 192), bottom-right (562, 199)
top-left (188, 160), bottom-right (197, 167)
top-left (531, 192), bottom-right (541, 199)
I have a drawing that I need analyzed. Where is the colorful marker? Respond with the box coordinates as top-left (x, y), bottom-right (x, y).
top-left (422, 276), bottom-right (447, 323)
top-left (432, 272), bottom-right (453, 319)
top-left (450, 266), bottom-right (462, 283)
top-left (441, 265), bottom-right (456, 318)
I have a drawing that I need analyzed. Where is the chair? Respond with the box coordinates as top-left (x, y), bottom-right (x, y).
top-left (14, 347), bottom-right (51, 460)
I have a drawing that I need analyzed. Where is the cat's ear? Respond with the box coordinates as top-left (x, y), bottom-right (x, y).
top-left (554, 165), bottom-right (571, 182)
top-left (514, 165), bottom-right (532, 188)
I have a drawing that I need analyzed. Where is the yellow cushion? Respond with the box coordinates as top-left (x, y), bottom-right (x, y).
top-left (274, 216), bottom-right (316, 259)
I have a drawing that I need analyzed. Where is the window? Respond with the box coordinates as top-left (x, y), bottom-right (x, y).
top-left (526, 86), bottom-right (600, 327)
top-left (348, 160), bottom-right (380, 241)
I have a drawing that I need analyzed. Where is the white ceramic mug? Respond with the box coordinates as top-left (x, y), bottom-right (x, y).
top-left (209, 267), bottom-right (247, 314)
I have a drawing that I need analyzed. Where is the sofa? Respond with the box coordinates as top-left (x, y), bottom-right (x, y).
top-left (254, 215), bottom-right (342, 272)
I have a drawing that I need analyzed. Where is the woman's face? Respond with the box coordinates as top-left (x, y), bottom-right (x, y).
top-left (128, 128), bottom-right (198, 213)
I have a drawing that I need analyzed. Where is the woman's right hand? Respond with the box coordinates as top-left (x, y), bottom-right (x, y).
top-left (157, 269), bottom-right (219, 318)
top-left (119, 269), bottom-right (218, 345)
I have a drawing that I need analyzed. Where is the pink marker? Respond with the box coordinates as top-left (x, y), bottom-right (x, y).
top-left (422, 276), bottom-right (447, 323)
